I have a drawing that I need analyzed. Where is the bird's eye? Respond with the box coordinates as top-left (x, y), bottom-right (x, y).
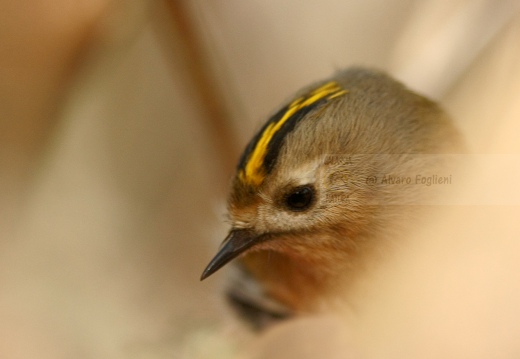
top-left (284, 186), bottom-right (315, 212)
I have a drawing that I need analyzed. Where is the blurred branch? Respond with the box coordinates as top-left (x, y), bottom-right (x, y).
top-left (159, 0), bottom-right (239, 192)
top-left (389, 0), bottom-right (520, 98)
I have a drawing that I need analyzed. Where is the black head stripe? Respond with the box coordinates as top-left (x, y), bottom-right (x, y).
top-left (237, 81), bottom-right (347, 187)
top-left (262, 98), bottom-right (327, 174)
top-left (237, 104), bottom-right (290, 172)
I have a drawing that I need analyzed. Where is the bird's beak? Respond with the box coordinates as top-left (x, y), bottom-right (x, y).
top-left (201, 229), bottom-right (265, 281)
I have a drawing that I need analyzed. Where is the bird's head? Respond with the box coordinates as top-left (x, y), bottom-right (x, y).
top-left (201, 68), bottom-right (462, 326)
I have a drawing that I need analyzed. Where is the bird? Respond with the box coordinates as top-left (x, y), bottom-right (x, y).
top-left (200, 67), bottom-right (463, 330)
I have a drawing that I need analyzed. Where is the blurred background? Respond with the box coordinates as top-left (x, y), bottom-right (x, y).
top-left (1, 0), bottom-right (520, 358)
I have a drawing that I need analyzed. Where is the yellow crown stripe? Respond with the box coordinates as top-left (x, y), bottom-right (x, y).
top-left (241, 81), bottom-right (347, 186)
top-left (242, 105), bottom-right (301, 186)
top-left (328, 89), bottom-right (348, 99)
top-left (310, 81), bottom-right (337, 95)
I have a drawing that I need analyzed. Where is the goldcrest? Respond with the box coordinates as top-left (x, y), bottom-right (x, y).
top-left (201, 67), bottom-right (463, 330)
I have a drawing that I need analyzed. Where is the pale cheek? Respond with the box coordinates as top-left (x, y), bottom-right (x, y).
top-left (256, 205), bottom-right (303, 233)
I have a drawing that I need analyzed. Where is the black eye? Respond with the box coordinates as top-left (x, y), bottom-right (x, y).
top-left (284, 186), bottom-right (315, 212)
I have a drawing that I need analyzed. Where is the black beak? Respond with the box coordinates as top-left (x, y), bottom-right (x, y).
top-left (200, 229), bottom-right (264, 281)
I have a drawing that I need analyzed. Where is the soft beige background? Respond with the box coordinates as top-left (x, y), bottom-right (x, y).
top-left (1, 1), bottom-right (519, 358)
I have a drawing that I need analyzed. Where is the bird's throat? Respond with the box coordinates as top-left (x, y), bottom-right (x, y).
top-left (237, 248), bottom-right (350, 313)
